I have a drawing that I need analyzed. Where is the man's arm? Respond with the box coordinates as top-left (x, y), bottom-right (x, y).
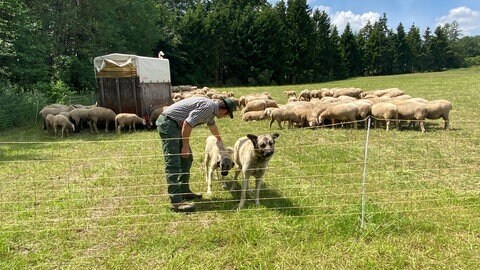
top-left (181, 121), bottom-right (193, 158)
top-left (208, 124), bottom-right (222, 142)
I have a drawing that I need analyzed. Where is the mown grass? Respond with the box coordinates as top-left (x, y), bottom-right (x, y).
top-left (1, 67), bottom-right (479, 269)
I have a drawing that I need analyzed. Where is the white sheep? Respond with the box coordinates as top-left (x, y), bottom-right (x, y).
top-left (284, 90), bottom-right (296, 97)
top-left (242, 110), bottom-right (268, 122)
top-left (309, 102), bottom-right (335, 127)
top-left (149, 105), bottom-right (169, 127)
top-left (298, 89), bottom-right (311, 101)
top-left (269, 108), bottom-right (295, 129)
top-left (391, 100), bottom-right (428, 132)
top-left (69, 108), bottom-right (90, 131)
top-left (115, 113), bottom-right (147, 134)
top-left (332, 88), bottom-right (363, 98)
top-left (38, 104), bottom-right (75, 130)
top-left (52, 114), bottom-right (75, 137)
top-left (425, 99), bottom-right (453, 130)
top-left (371, 102), bottom-right (399, 131)
top-left (241, 100), bottom-right (267, 114)
top-left (319, 102), bottom-right (358, 129)
top-left (44, 114), bottom-right (56, 134)
top-left (87, 106), bottom-right (117, 133)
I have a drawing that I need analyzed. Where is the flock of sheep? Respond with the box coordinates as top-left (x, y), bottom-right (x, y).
top-left (168, 86), bottom-right (452, 132)
top-left (39, 103), bottom-right (147, 137)
top-left (38, 85), bottom-right (453, 137)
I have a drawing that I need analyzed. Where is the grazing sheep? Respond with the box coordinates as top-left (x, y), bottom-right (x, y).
top-left (319, 102), bottom-right (359, 129)
top-left (383, 88), bottom-right (404, 98)
top-left (241, 100), bottom-right (267, 114)
top-left (425, 99), bottom-right (453, 129)
top-left (69, 108), bottom-right (90, 131)
top-left (269, 107), bottom-right (301, 129)
top-left (284, 90), bottom-right (296, 97)
top-left (38, 104), bottom-right (75, 130)
top-left (269, 108), bottom-right (292, 129)
top-left (149, 105), bottom-right (169, 127)
top-left (392, 100), bottom-right (428, 132)
top-left (115, 113), bottom-right (147, 134)
top-left (45, 114), bottom-right (56, 134)
top-left (298, 89), bottom-right (311, 101)
top-left (332, 88), bottom-right (363, 98)
top-left (287, 97), bottom-right (298, 103)
top-left (242, 110), bottom-right (268, 122)
top-left (53, 114), bottom-right (75, 137)
top-left (72, 102), bottom-right (98, 109)
top-left (371, 102), bottom-right (399, 131)
top-left (309, 102), bottom-right (335, 127)
top-left (87, 106), bottom-right (117, 133)
top-left (204, 136), bottom-right (235, 194)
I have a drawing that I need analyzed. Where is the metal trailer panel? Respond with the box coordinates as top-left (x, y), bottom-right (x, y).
top-left (96, 77), bottom-right (172, 120)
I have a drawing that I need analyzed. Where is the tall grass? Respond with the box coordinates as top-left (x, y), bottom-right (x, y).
top-left (1, 67), bottom-right (479, 269)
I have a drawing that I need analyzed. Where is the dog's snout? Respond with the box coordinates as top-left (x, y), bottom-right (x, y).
top-left (264, 151), bottom-right (274, 158)
top-left (221, 171), bottom-right (229, 176)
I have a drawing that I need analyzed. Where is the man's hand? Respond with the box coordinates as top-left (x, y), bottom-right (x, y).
top-left (181, 144), bottom-right (190, 158)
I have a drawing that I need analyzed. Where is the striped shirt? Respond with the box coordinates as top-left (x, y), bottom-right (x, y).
top-left (163, 97), bottom-right (218, 127)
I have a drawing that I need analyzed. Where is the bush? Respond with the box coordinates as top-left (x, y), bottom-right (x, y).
top-left (34, 80), bottom-right (74, 104)
top-left (465, 56), bottom-right (480, 67)
top-left (0, 82), bottom-right (46, 130)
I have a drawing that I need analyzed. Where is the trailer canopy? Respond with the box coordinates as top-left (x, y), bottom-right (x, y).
top-left (94, 53), bottom-right (171, 83)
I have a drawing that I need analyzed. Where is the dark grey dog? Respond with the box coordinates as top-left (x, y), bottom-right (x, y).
top-left (232, 133), bottom-right (280, 209)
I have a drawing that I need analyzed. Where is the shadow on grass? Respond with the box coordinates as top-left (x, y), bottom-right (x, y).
top-left (196, 182), bottom-right (306, 216)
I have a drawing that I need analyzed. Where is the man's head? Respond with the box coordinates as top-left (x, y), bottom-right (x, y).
top-left (218, 97), bottom-right (237, 119)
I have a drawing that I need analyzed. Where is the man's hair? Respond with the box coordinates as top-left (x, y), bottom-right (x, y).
top-left (218, 100), bottom-right (228, 110)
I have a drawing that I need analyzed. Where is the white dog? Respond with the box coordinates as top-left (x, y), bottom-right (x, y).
top-left (204, 135), bottom-right (235, 195)
top-left (232, 133), bottom-right (280, 209)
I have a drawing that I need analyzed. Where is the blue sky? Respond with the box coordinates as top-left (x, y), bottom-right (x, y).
top-left (268, 0), bottom-right (480, 36)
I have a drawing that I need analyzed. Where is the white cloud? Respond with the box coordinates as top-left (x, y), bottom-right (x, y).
top-left (436, 6), bottom-right (480, 36)
top-left (331, 11), bottom-right (381, 33)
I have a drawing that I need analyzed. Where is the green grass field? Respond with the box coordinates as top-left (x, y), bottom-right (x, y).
top-left (1, 67), bottom-right (479, 269)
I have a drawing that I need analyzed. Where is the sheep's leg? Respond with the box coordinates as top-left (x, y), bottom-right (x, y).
top-left (419, 120), bottom-right (425, 133)
top-left (104, 120), bottom-right (109, 133)
top-left (386, 119), bottom-right (390, 131)
top-left (88, 121), bottom-right (94, 133)
top-left (92, 120), bottom-right (99, 133)
top-left (443, 116), bottom-right (449, 130)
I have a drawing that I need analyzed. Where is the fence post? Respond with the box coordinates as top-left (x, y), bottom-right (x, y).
top-left (361, 116), bottom-right (372, 230)
top-left (35, 100), bottom-right (39, 124)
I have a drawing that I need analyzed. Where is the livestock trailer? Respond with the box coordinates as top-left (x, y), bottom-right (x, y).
top-left (94, 53), bottom-right (173, 121)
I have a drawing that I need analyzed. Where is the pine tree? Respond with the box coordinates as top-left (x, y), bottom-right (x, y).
top-left (393, 23), bottom-right (412, 74)
top-left (285, 0), bottom-right (315, 83)
top-left (406, 24), bottom-right (422, 72)
top-left (421, 27), bottom-right (434, 71)
top-left (340, 23), bottom-right (362, 77)
top-left (312, 9), bottom-right (332, 81)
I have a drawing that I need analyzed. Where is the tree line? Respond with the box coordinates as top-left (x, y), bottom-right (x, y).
top-left (1, 0), bottom-right (479, 98)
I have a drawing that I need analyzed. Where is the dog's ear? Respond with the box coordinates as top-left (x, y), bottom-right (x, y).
top-left (272, 133), bottom-right (280, 140)
top-left (246, 134), bottom-right (258, 148)
top-left (216, 161), bottom-right (221, 167)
